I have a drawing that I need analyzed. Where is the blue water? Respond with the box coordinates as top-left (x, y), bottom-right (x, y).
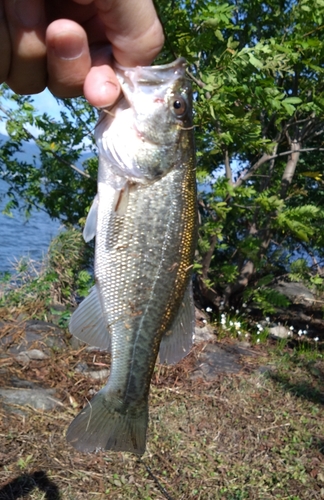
top-left (0, 179), bottom-right (61, 274)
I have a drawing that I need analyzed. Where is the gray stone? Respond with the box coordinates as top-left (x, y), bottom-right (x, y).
top-left (0, 320), bottom-right (66, 356)
top-left (269, 325), bottom-right (291, 339)
top-left (15, 349), bottom-right (49, 363)
top-left (75, 362), bottom-right (109, 381)
top-left (0, 388), bottom-right (62, 411)
top-left (85, 369), bottom-right (110, 381)
top-left (190, 340), bottom-right (261, 381)
top-left (191, 343), bottom-right (241, 381)
top-left (194, 324), bottom-right (215, 343)
top-left (9, 377), bottom-right (41, 389)
top-left (272, 281), bottom-right (315, 305)
top-left (258, 365), bottom-right (276, 375)
top-left (75, 362), bottom-right (89, 373)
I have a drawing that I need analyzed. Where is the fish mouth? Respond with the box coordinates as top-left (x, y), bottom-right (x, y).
top-left (115, 58), bottom-right (187, 89)
top-left (115, 57), bottom-right (186, 76)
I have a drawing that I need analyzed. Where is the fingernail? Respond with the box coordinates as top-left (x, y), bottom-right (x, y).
top-left (14, 0), bottom-right (41, 28)
top-left (97, 81), bottom-right (120, 107)
top-left (51, 33), bottom-right (85, 60)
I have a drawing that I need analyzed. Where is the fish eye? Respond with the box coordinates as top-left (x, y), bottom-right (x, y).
top-left (171, 95), bottom-right (187, 117)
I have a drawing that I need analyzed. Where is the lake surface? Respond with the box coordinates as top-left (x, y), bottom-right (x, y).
top-left (0, 179), bottom-right (61, 274)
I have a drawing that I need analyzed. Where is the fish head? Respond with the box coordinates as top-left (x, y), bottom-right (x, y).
top-left (116, 57), bottom-right (192, 145)
top-left (95, 58), bottom-right (192, 185)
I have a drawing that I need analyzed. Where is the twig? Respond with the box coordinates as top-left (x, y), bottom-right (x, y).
top-left (138, 459), bottom-right (175, 500)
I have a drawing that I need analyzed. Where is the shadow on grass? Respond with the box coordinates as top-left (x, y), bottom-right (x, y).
top-left (269, 371), bottom-right (324, 406)
top-left (0, 471), bottom-right (60, 500)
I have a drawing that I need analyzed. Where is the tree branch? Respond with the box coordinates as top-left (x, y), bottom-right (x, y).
top-left (280, 140), bottom-right (301, 199)
top-left (224, 148), bottom-right (233, 185)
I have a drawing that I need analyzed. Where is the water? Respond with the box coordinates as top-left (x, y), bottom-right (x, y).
top-left (0, 179), bottom-right (61, 274)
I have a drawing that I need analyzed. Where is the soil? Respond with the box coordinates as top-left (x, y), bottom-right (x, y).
top-left (0, 308), bottom-right (323, 499)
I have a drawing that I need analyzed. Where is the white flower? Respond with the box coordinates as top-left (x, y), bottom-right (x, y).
top-left (257, 338), bottom-right (260, 343)
top-left (238, 331), bottom-right (241, 335)
top-left (231, 306), bottom-right (234, 310)
top-left (303, 330), bottom-right (307, 335)
top-left (245, 333), bottom-right (249, 338)
top-left (314, 337), bottom-right (319, 342)
top-left (229, 321), bottom-right (234, 326)
top-left (234, 322), bottom-right (241, 329)
top-left (289, 325), bottom-right (294, 331)
top-left (257, 324), bottom-right (263, 331)
top-left (265, 317), bottom-right (270, 322)
top-left (206, 307), bottom-right (212, 313)
top-left (242, 303), bottom-right (247, 308)
top-left (298, 330), bottom-right (302, 337)
top-left (236, 309), bottom-right (239, 314)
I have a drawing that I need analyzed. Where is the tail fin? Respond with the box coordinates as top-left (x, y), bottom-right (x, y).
top-left (66, 389), bottom-right (148, 455)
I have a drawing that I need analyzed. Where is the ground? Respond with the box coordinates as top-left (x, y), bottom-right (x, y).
top-left (0, 315), bottom-right (323, 500)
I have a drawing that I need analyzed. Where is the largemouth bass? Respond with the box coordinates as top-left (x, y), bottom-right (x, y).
top-left (66, 58), bottom-right (197, 455)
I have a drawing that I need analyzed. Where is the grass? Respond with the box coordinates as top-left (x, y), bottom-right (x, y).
top-left (0, 328), bottom-right (323, 500)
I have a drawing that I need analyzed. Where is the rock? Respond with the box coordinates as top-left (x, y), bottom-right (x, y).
top-left (85, 369), bottom-right (110, 381)
top-left (75, 362), bottom-right (89, 373)
top-left (194, 324), bottom-right (215, 343)
top-left (258, 365), bottom-right (276, 375)
top-left (195, 307), bottom-right (209, 322)
top-left (75, 362), bottom-right (109, 381)
top-left (24, 320), bottom-right (66, 349)
top-left (272, 281), bottom-right (315, 305)
top-left (0, 320), bottom-right (66, 356)
top-left (0, 388), bottom-right (62, 412)
top-left (15, 349), bottom-right (49, 363)
top-left (191, 343), bottom-right (241, 381)
top-left (191, 341), bottom-right (260, 381)
top-left (269, 325), bottom-right (291, 339)
top-left (9, 377), bottom-right (41, 389)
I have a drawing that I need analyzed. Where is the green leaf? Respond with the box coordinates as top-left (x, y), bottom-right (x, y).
top-left (282, 96), bottom-right (302, 104)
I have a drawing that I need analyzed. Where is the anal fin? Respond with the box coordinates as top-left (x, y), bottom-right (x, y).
top-left (158, 282), bottom-right (194, 364)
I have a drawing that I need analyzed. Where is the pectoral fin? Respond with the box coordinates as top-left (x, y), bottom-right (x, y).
top-left (158, 282), bottom-right (194, 364)
top-left (83, 195), bottom-right (98, 242)
top-left (69, 285), bottom-right (111, 351)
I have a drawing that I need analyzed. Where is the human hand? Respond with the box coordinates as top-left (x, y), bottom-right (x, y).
top-left (1, 0), bottom-right (164, 107)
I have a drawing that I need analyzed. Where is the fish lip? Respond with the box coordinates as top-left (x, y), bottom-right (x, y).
top-left (114, 57), bottom-right (187, 74)
top-left (114, 58), bottom-right (187, 88)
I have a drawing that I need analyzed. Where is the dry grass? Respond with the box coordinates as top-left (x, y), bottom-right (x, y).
top-left (0, 335), bottom-right (323, 499)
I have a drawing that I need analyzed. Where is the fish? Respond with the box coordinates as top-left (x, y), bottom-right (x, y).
top-left (66, 58), bottom-right (197, 455)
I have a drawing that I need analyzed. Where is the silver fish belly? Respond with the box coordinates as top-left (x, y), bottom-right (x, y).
top-left (67, 58), bottom-right (197, 455)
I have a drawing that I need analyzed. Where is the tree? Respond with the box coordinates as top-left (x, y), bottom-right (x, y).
top-left (0, 90), bottom-right (98, 225)
top-left (156, 0), bottom-right (324, 311)
top-left (1, 0), bottom-right (324, 312)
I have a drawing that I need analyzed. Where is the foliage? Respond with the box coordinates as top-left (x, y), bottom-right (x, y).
top-left (1, 0), bottom-right (324, 313)
top-left (0, 228), bottom-right (93, 318)
top-left (0, 91), bottom-right (98, 224)
top-left (156, 0), bottom-right (324, 311)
